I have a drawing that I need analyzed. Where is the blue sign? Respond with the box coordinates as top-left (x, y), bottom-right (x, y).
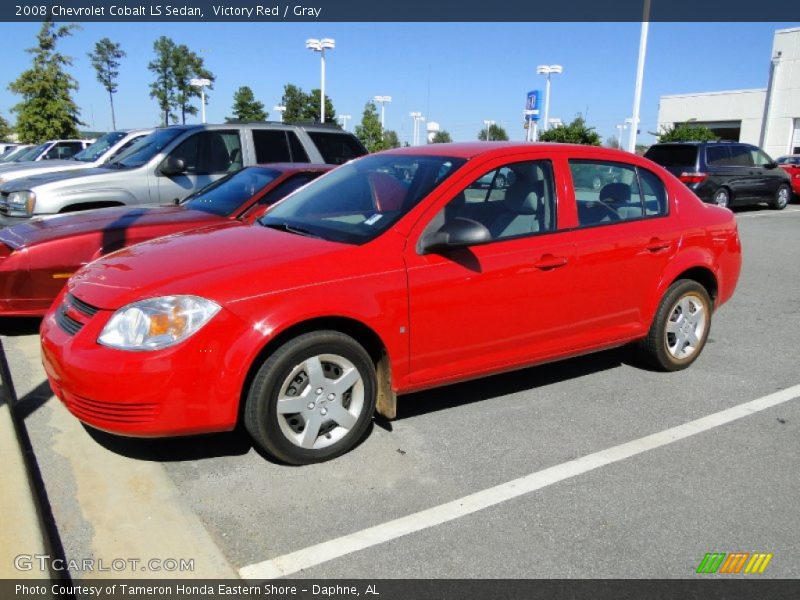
top-left (525, 90), bottom-right (541, 122)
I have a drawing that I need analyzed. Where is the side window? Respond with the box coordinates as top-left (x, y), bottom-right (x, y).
top-left (570, 160), bottom-right (642, 226)
top-left (56, 142), bottom-right (84, 158)
top-left (705, 145), bottom-right (730, 166)
top-left (253, 130), bottom-right (292, 163)
top-left (750, 148), bottom-right (773, 167)
top-left (728, 145), bottom-right (754, 167)
top-left (255, 172), bottom-right (318, 206)
top-left (306, 131), bottom-right (367, 165)
top-left (287, 132), bottom-right (310, 163)
top-left (637, 168), bottom-right (668, 216)
top-left (440, 160), bottom-right (556, 241)
top-left (169, 131), bottom-right (242, 175)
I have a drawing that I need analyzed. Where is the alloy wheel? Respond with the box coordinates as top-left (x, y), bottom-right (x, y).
top-left (664, 294), bottom-right (707, 360)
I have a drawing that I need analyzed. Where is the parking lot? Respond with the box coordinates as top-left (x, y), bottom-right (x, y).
top-left (3, 206), bottom-right (800, 580)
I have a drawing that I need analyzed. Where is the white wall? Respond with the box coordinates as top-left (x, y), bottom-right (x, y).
top-left (763, 28), bottom-right (800, 157)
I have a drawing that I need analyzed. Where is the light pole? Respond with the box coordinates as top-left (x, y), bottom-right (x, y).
top-left (274, 105), bottom-right (286, 123)
top-left (190, 78), bottom-right (211, 123)
top-left (337, 114), bottom-right (352, 131)
top-left (373, 96), bottom-right (392, 130)
top-left (305, 38), bottom-right (335, 123)
top-left (483, 119), bottom-right (495, 141)
top-left (523, 110), bottom-right (538, 142)
top-left (625, 117), bottom-right (639, 151)
top-left (537, 65), bottom-right (563, 132)
top-left (410, 112), bottom-right (424, 145)
top-left (616, 122), bottom-right (628, 148)
top-left (628, 0), bottom-right (650, 152)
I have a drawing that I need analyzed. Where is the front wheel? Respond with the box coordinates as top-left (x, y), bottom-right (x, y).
top-left (244, 331), bottom-right (377, 464)
top-left (771, 184), bottom-right (790, 210)
top-left (637, 280), bottom-right (712, 371)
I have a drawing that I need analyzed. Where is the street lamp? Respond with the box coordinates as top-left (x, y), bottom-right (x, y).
top-left (536, 65), bottom-right (563, 132)
top-left (523, 110), bottom-right (538, 142)
top-left (274, 105), bottom-right (286, 123)
top-left (628, 0), bottom-right (651, 152)
top-left (625, 117), bottom-right (639, 151)
top-left (337, 114), bottom-right (352, 131)
top-left (616, 122), bottom-right (629, 148)
top-left (410, 112), bottom-right (425, 146)
top-left (190, 78), bottom-right (211, 123)
top-left (483, 119), bottom-right (495, 141)
top-left (548, 118), bottom-right (562, 128)
top-left (306, 38), bottom-right (335, 124)
top-left (373, 96), bottom-right (392, 130)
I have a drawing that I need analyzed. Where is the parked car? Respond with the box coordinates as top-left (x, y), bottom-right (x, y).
top-left (0, 164), bottom-right (330, 316)
top-left (0, 145), bottom-right (35, 163)
top-left (0, 130), bottom-right (151, 183)
top-left (41, 143), bottom-right (741, 464)
top-left (644, 141), bottom-right (792, 210)
top-left (0, 123), bottom-right (366, 226)
top-left (776, 155), bottom-right (800, 198)
top-left (0, 139), bottom-right (94, 170)
top-left (0, 143), bottom-right (21, 156)
top-left (570, 162), bottom-right (619, 191)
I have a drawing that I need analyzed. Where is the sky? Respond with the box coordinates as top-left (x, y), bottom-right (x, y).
top-left (0, 21), bottom-right (797, 146)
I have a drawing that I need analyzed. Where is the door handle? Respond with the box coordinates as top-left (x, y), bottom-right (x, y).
top-left (645, 238), bottom-right (672, 252)
top-left (533, 255), bottom-right (568, 270)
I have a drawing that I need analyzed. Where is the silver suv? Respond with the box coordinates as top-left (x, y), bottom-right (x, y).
top-left (0, 123), bottom-right (366, 223)
top-left (0, 130), bottom-right (151, 183)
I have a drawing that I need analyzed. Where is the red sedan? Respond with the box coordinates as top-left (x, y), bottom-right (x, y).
top-left (777, 155), bottom-right (800, 197)
top-left (40, 144), bottom-right (742, 464)
top-left (0, 164), bottom-right (331, 316)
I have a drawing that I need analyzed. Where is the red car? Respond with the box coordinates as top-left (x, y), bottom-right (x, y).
top-left (40, 144), bottom-right (742, 464)
top-left (0, 164), bottom-right (331, 316)
top-left (777, 155), bottom-right (800, 197)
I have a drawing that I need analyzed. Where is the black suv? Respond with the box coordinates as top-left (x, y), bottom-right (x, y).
top-left (644, 141), bottom-right (792, 210)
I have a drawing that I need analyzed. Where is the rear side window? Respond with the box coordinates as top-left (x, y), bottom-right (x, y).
top-left (306, 131), bottom-right (367, 165)
top-left (728, 145), bottom-right (754, 167)
top-left (644, 145), bottom-right (698, 168)
top-left (253, 130), bottom-right (310, 163)
top-left (169, 130), bottom-right (242, 174)
top-left (637, 168), bottom-right (668, 216)
top-left (705, 145), bottom-right (730, 166)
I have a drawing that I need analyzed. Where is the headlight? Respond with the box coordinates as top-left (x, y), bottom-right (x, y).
top-left (98, 295), bottom-right (220, 351)
top-left (6, 190), bottom-right (36, 216)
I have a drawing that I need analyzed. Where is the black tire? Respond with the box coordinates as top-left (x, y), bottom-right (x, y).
top-left (637, 279), bottom-right (713, 372)
top-left (771, 184), bottom-right (790, 210)
top-left (712, 187), bottom-right (731, 209)
top-left (244, 331), bottom-right (377, 464)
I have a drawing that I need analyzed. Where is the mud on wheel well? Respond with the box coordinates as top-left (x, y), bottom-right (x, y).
top-left (674, 267), bottom-right (718, 304)
top-left (237, 317), bottom-right (393, 424)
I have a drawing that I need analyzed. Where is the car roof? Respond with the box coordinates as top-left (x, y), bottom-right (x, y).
top-left (382, 142), bottom-right (642, 160)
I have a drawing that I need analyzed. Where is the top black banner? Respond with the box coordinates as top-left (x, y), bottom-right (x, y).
top-left (2, 0), bottom-right (800, 22)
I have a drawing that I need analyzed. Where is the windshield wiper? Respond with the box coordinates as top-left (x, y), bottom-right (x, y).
top-left (261, 222), bottom-right (320, 238)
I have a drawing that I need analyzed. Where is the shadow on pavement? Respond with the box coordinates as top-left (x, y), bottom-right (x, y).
top-left (0, 317), bottom-right (42, 337)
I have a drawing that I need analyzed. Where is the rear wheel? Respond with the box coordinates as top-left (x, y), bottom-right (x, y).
top-left (712, 188), bottom-right (731, 209)
top-left (771, 184), bottom-right (790, 210)
top-left (244, 331), bottom-right (377, 464)
top-left (638, 280), bottom-right (712, 371)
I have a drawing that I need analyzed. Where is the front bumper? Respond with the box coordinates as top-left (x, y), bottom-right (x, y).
top-left (40, 293), bottom-right (250, 437)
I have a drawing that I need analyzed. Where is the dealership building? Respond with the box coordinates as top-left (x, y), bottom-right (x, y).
top-left (657, 27), bottom-right (800, 158)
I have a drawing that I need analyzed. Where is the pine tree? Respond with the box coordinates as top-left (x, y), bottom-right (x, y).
top-left (280, 84), bottom-right (336, 123)
top-left (8, 20), bottom-right (82, 143)
top-left (148, 36), bottom-right (177, 126)
top-left (228, 86), bottom-right (267, 122)
top-left (383, 129), bottom-right (400, 148)
top-left (431, 130), bottom-right (452, 143)
top-left (88, 38), bottom-right (125, 130)
top-left (355, 102), bottom-right (386, 152)
top-left (172, 44), bottom-right (214, 124)
top-left (477, 123), bottom-right (509, 141)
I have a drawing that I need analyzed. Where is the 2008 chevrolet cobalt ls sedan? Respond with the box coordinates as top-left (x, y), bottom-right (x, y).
top-left (40, 143), bottom-right (742, 464)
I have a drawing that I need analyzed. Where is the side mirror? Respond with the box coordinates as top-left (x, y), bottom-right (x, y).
top-left (765, 161), bottom-right (778, 169)
top-left (160, 156), bottom-right (186, 176)
top-left (421, 217), bottom-right (491, 254)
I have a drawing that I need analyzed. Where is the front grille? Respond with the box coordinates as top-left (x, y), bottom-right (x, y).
top-left (55, 294), bottom-right (101, 336)
top-left (62, 392), bottom-right (159, 424)
top-left (0, 192), bottom-right (8, 215)
top-left (55, 307), bottom-right (82, 335)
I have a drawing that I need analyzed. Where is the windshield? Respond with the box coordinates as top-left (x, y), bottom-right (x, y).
top-left (14, 143), bottom-right (48, 162)
top-left (0, 147), bottom-right (28, 162)
top-left (260, 154), bottom-right (466, 244)
top-left (106, 128), bottom-right (185, 169)
top-left (73, 131), bottom-right (126, 162)
top-left (182, 167), bottom-right (280, 216)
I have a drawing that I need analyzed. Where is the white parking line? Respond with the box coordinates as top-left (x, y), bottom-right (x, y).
top-left (737, 208), bottom-right (800, 218)
top-left (239, 384), bottom-right (800, 580)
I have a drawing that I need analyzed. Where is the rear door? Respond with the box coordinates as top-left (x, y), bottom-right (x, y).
top-left (724, 144), bottom-right (760, 202)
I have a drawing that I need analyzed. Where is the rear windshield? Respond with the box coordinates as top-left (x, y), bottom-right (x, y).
top-left (644, 145), bottom-right (699, 168)
top-left (306, 131), bottom-right (367, 165)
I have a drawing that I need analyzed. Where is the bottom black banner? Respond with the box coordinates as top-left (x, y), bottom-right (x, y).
top-left (3, 579), bottom-right (800, 600)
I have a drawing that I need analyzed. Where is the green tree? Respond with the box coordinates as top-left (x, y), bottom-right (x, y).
top-left (477, 123), bottom-right (509, 141)
top-left (280, 84), bottom-right (336, 123)
top-left (8, 20), bottom-right (82, 143)
top-left (657, 122), bottom-right (717, 143)
top-left (355, 101), bottom-right (386, 152)
top-left (306, 88), bottom-right (336, 123)
top-left (383, 129), bottom-right (400, 148)
top-left (87, 37), bottom-right (125, 130)
top-left (0, 114), bottom-right (12, 141)
top-left (227, 86), bottom-right (267, 122)
top-left (172, 44), bottom-right (214, 124)
top-left (605, 135), bottom-right (621, 149)
top-left (431, 130), bottom-right (452, 143)
top-left (538, 116), bottom-right (601, 145)
top-left (148, 36), bottom-right (177, 126)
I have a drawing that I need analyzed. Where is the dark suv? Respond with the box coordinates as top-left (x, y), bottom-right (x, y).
top-left (644, 141), bottom-right (792, 210)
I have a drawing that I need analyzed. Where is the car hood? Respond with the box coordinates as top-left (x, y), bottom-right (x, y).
top-left (0, 206), bottom-right (222, 249)
top-left (67, 222), bottom-right (357, 310)
top-left (0, 167), bottom-right (115, 192)
top-left (0, 160), bottom-right (92, 181)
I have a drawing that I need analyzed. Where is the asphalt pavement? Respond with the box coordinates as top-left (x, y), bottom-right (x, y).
top-left (3, 206), bottom-right (799, 580)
